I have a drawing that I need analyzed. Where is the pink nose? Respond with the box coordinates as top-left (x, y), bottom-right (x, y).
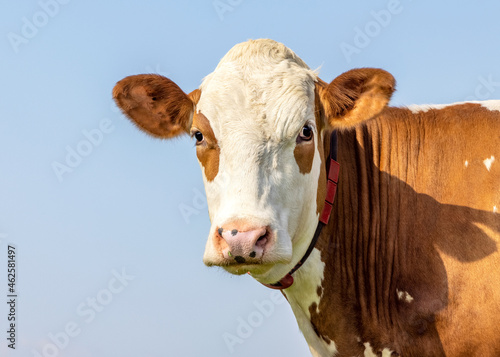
top-left (216, 224), bottom-right (270, 263)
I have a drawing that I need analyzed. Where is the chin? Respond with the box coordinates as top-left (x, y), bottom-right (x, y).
top-left (222, 262), bottom-right (274, 276)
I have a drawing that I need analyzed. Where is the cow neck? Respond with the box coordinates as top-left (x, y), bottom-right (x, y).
top-left (258, 130), bottom-right (340, 290)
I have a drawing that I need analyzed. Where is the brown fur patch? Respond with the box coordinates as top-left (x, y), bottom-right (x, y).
top-left (113, 74), bottom-right (194, 138)
top-left (307, 103), bottom-right (500, 356)
top-left (293, 138), bottom-right (315, 174)
top-left (314, 88), bottom-right (327, 216)
top-left (192, 112), bottom-right (220, 182)
top-left (188, 88), bottom-right (201, 105)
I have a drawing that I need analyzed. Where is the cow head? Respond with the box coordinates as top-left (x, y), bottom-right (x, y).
top-left (113, 39), bottom-right (394, 284)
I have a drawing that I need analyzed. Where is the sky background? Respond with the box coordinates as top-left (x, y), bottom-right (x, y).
top-left (1, 1), bottom-right (499, 356)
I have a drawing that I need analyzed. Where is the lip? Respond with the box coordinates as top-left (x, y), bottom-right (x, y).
top-left (205, 251), bottom-right (291, 266)
top-left (207, 260), bottom-right (262, 269)
top-left (223, 260), bottom-right (282, 276)
top-left (203, 258), bottom-right (271, 274)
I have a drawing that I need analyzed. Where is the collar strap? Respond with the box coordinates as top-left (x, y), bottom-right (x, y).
top-left (258, 131), bottom-right (340, 290)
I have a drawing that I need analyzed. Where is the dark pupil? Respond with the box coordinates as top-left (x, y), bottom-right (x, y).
top-left (302, 126), bottom-right (311, 137)
top-left (195, 131), bottom-right (204, 142)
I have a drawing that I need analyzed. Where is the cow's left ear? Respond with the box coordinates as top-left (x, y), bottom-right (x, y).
top-left (113, 74), bottom-right (201, 139)
top-left (316, 68), bottom-right (395, 128)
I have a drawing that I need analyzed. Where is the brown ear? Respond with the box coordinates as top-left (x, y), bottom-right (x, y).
top-left (316, 68), bottom-right (395, 128)
top-left (113, 74), bottom-right (201, 138)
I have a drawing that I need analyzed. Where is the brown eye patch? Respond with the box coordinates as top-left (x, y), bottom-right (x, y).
top-left (192, 112), bottom-right (220, 182)
top-left (294, 130), bottom-right (315, 174)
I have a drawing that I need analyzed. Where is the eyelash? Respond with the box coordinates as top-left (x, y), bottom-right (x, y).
top-left (193, 131), bottom-right (204, 144)
top-left (297, 124), bottom-right (313, 143)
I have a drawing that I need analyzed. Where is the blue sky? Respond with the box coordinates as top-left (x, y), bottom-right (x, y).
top-left (1, 1), bottom-right (499, 356)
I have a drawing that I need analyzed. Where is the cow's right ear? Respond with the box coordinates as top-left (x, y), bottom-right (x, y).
top-left (113, 74), bottom-right (201, 139)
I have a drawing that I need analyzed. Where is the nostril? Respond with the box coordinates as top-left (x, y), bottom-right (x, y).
top-left (234, 256), bottom-right (246, 264)
top-left (256, 231), bottom-right (268, 248)
top-left (217, 224), bottom-right (271, 261)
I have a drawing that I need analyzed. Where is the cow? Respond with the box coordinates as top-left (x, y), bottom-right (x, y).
top-left (112, 39), bottom-right (500, 356)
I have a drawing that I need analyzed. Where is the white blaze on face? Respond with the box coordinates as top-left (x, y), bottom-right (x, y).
top-left (193, 40), bottom-right (322, 282)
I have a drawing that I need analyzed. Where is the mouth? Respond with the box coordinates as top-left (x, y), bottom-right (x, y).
top-left (223, 263), bottom-right (273, 276)
top-left (205, 260), bottom-right (265, 273)
top-left (205, 256), bottom-right (290, 277)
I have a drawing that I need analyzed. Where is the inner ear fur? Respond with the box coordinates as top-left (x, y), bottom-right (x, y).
top-left (113, 74), bottom-right (200, 138)
top-left (316, 68), bottom-right (395, 129)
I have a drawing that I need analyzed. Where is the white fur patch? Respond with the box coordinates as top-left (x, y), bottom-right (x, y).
top-left (483, 156), bottom-right (495, 171)
top-left (364, 342), bottom-right (394, 357)
top-left (481, 100), bottom-right (500, 112)
top-left (494, 206), bottom-right (498, 213)
top-left (284, 248), bottom-right (338, 356)
top-left (464, 160), bottom-right (469, 168)
top-left (406, 103), bottom-right (455, 114)
top-left (396, 289), bottom-right (414, 303)
top-left (406, 99), bottom-right (500, 114)
top-left (198, 39), bottom-right (322, 272)
top-left (285, 249), bottom-right (325, 318)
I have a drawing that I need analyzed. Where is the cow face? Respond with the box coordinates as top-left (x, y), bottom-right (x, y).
top-left (113, 39), bottom-right (394, 284)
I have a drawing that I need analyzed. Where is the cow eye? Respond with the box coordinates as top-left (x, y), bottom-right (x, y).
top-left (298, 125), bottom-right (313, 142)
top-left (193, 131), bottom-right (204, 144)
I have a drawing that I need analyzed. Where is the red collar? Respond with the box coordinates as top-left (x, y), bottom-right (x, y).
top-left (255, 131), bottom-right (340, 290)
